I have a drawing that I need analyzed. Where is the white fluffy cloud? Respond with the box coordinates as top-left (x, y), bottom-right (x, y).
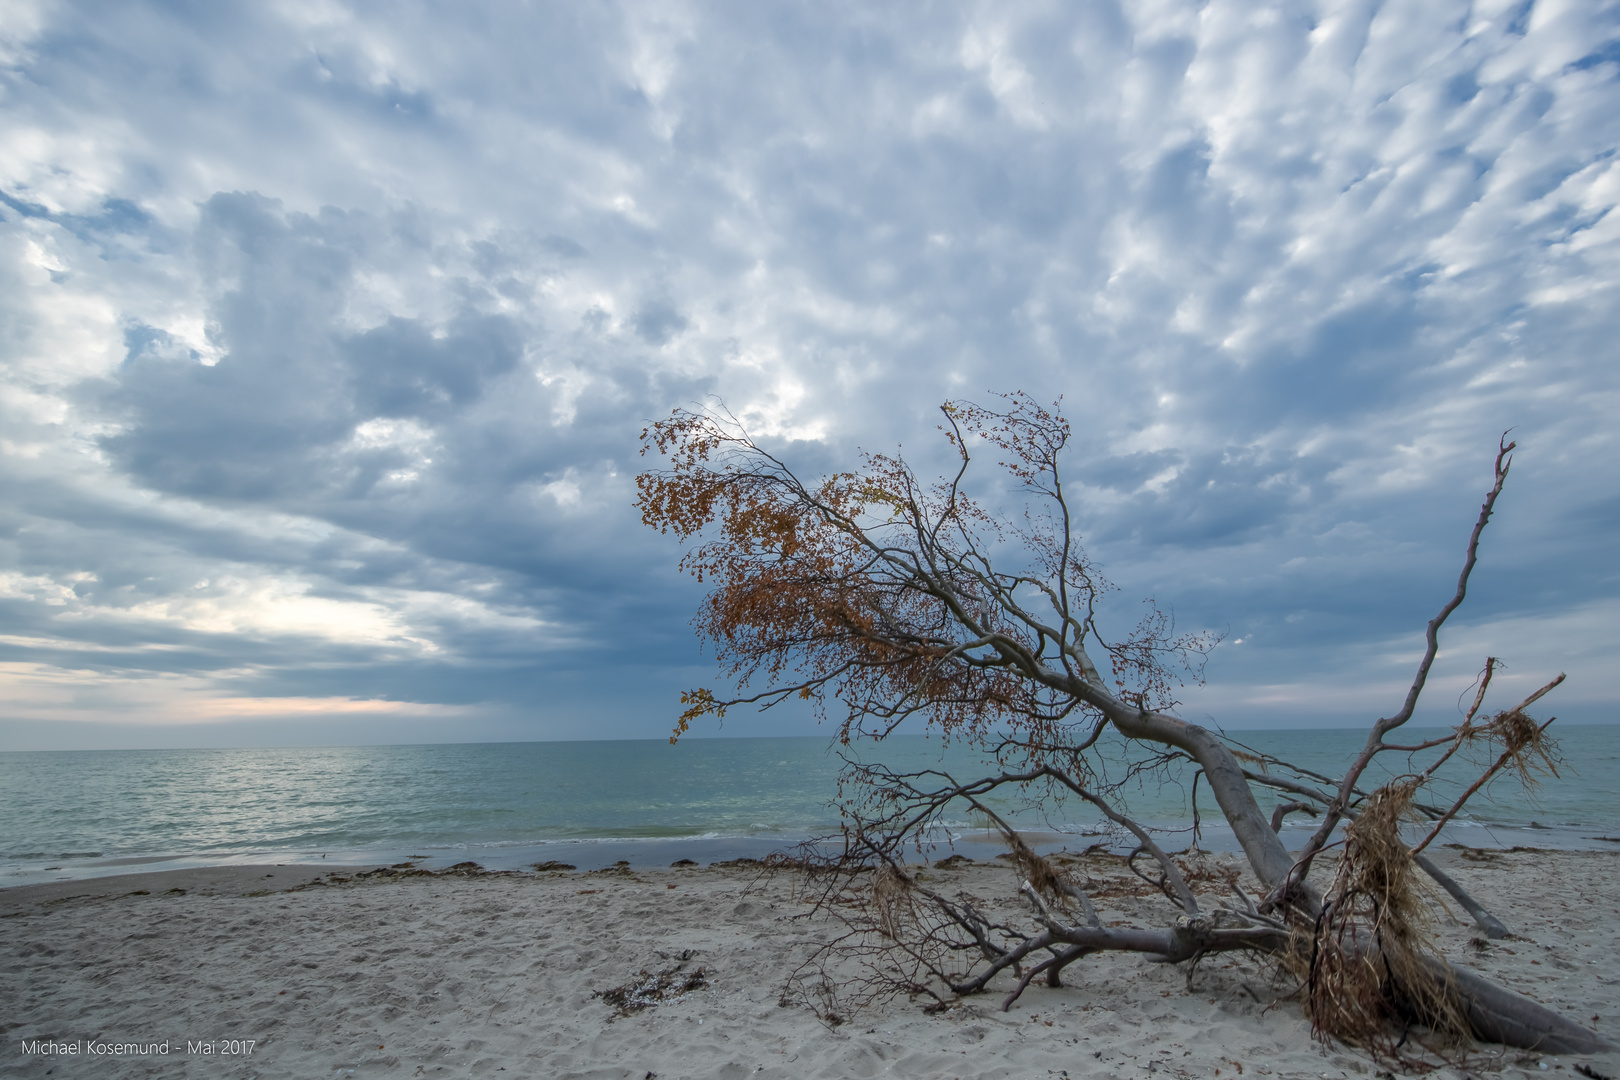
top-left (1, 0), bottom-right (1617, 746)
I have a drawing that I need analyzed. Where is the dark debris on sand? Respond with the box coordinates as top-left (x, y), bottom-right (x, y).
top-left (593, 962), bottom-right (710, 1017)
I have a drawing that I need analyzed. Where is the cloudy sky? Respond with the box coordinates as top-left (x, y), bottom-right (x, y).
top-left (1, 0), bottom-right (1617, 750)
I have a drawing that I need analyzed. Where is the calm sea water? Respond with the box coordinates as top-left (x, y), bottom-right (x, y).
top-left (3, 727), bottom-right (1617, 886)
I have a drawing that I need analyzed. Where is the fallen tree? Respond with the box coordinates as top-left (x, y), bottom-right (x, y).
top-left (637, 394), bottom-right (1611, 1062)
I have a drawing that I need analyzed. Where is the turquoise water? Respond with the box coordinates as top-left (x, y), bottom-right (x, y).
top-left (2, 727), bottom-right (1616, 886)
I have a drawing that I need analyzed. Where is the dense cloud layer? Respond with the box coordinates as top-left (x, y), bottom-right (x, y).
top-left (1, 0), bottom-right (1617, 748)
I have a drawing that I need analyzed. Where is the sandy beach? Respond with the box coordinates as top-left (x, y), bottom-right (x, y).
top-left (3, 847), bottom-right (1617, 1080)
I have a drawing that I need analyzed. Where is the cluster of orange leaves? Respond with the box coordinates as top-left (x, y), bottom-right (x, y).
top-left (638, 408), bottom-right (1022, 744)
top-left (636, 396), bottom-right (1208, 749)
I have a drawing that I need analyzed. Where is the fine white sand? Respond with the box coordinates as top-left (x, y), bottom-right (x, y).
top-left (3, 848), bottom-right (1617, 1079)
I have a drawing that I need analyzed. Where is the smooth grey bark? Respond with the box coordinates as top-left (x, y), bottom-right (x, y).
top-left (1076, 688), bottom-right (1609, 1054)
top-left (1439, 961), bottom-right (1614, 1054)
top-left (1412, 852), bottom-right (1512, 940)
top-left (1064, 688), bottom-right (1304, 895)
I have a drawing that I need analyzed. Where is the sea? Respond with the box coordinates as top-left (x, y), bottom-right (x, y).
top-left (3, 726), bottom-right (1618, 888)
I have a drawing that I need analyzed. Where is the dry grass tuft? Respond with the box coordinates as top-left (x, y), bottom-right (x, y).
top-left (1002, 831), bottom-right (1072, 904)
top-left (1305, 782), bottom-right (1468, 1063)
top-left (1472, 707), bottom-right (1560, 791)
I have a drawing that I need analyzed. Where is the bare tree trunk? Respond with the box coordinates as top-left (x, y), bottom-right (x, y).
top-left (1094, 702), bottom-right (1306, 899)
top-left (1099, 701), bottom-right (1610, 1054)
top-left (1441, 961), bottom-right (1612, 1054)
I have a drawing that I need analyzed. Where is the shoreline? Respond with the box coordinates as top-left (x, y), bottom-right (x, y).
top-left (3, 848), bottom-right (1617, 1079)
top-left (8, 818), bottom-right (1616, 891)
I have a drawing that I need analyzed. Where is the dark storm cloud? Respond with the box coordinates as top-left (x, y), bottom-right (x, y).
top-left (101, 195), bottom-right (524, 502)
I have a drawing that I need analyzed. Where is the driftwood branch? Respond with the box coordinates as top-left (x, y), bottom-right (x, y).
top-left (1411, 851), bottom-right (1511, 939)
top-left (1270, 800), bottom-right (1319, 833)
top-left (1296, 436), bottom-right (1516, 874)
